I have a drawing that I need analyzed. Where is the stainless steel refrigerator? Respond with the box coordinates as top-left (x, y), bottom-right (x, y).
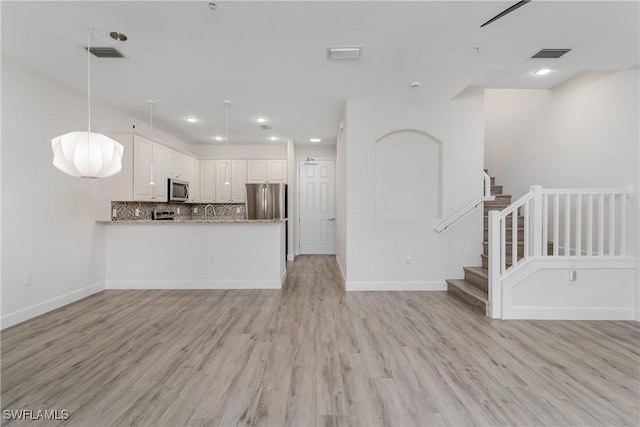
top-left (245, 183), bottom-right (287, 220)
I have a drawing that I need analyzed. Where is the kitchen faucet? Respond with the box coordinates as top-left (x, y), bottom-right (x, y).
top-left (204, 204), bottom-right (216, 220)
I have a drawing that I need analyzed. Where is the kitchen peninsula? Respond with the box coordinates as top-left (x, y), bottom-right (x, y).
top-left (98, 219), bottom-right (287, 290)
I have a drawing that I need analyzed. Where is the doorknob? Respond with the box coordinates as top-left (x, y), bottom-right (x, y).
top-left (328, 218), bottom-right (335, 222)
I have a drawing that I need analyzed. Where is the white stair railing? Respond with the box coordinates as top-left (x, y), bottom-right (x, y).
top-left (488, 184), bottom-right (634, 318)
top-left (435, 171), bottom-right (495, 233)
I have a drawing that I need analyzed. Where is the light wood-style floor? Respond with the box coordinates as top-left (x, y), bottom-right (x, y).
top-left (2, 255), bottom-right (639, 426)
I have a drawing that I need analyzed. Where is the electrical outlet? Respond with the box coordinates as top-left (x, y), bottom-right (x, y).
top-left (356, 208), bottom-right (364, 218)
top-left (405, 253), bottom-right (412, 264)
top-left (569, 270), bottom-right (577, 283)
top-left (112, 208), bottom-right (117, 218)
top-left (177, 207), bottom-right (181, 215)
top-left (25, 273), bottom-right (34, 286)
top-left (193, 207), bottom-right (198, 214)
top-left (236, 207), bottom-right (241, 214)
top-left (134, 208), bottom-right (140, 217)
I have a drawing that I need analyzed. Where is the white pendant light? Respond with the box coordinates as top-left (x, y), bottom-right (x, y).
top-left (224, 100), bottom-right (231, 185)
top-left (51, 28), bottom-right (123, 179)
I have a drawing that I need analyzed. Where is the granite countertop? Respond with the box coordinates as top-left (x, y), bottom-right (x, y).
top-left (96, 218), bottom-right (287, 225)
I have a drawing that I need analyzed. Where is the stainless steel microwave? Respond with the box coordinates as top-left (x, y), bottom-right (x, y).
top-left (168, 178), bottom-right (189, 202)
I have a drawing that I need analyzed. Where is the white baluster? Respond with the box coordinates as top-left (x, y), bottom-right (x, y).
top-left (532, 185), bottom-right (543, 258)
top-left (620, 193), bottom-right (626, 256)
top-left (523, 200), bottom-right (530, 260)
top-left (553, 194), bottom-right (560, 256)
top-left (609, 193), bottom-right (615, 256)
top-left (564, 193), bottom-right (571, 256)
top-left (598, 193), bottom-right (604, 256)
top-left (501, 217), bottom-right (506, 273)
top-left (587, 194), bottom-right (593, 256)
top-left (575, 194), bottom-right (582, 257)
top-left (542, 192), bottom-right (548, 256)
top-left (512, 211), bottom-right (518, 268)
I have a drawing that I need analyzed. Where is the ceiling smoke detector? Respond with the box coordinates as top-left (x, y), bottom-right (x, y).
top-left (327, 46), bottom-right (362, 60)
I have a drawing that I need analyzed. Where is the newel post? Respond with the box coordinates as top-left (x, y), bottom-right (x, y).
top-left (531, 185), bottom-right (543, 257)
top-left (488, 210), bottom-right (502, 319)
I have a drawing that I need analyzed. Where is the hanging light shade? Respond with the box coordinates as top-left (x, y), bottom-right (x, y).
top-left (52, 132), bottom-right (123, 178)
top-left (51, 28), bottom-right (123, 179)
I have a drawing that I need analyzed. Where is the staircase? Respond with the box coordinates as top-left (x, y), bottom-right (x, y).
top-left (445, 171), bottom-right (512, 315)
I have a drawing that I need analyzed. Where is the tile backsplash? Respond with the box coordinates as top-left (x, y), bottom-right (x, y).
top-left (111, 201), bottom-right (246, 221)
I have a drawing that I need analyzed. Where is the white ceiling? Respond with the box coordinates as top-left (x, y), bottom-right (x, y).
top-left (2, 1), bottom-right (638, 146)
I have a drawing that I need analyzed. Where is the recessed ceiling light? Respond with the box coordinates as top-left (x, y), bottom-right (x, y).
top-left (270, 136), bottom-right (278, 141)
top-left (309, 138), bottom-right (322, 143)
top-left (255, 117), bottom-right (267, 123)
top-left (533, 68), bottom-right (552, 76)
top-left (185, 117), bottom-right (199, 123)
top-left (214, 136), bottom-right (223, 141)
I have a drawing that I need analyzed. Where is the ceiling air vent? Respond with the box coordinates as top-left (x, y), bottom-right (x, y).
top-left (531, 48), bottom-right (571, 59)
top-left (327, 46), bottom-right (362, 60)
top-left (85, 47), bottom-right (125, 58)
top-left (260, 124), bottom-right (272, 130)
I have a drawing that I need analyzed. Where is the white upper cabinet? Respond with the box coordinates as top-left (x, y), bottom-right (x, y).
top-left (133, 136), bottom-right (168, 202)
top-left (267, 160), bottom-right (288, 183)
top-left (246, 160), bottom-right (268, 183)
top-left (167, 149), bottom-right (186, 180)
top-left (200, 160), bottom-right (216, 203)
top-left (246, 159), bottom-right (287, 183)
top-left (231, 160), bottom-right (247, 202)
top-left (133, 136), bottom-right (153, 201)
top-left (184, 156), bottom-right (200, 203)
top-left (151, 143), bottom-right (168, 201)
top-left (215, 160), bottom-right (247, 203)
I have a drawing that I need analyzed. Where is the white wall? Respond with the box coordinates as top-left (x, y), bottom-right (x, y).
top-left (344, 89), bottom-right (485, 289)
top-left (335, 110), bottom-right (348, 283)
top-left (0, 57), bottom-right (192, 327)
top-left (485, 69), bottom-right (639, 319)
top-left (191, 143), bottom-right (287, 159)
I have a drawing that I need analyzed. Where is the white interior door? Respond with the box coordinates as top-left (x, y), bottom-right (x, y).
top-left (299, 160), bottom-right (335, 254)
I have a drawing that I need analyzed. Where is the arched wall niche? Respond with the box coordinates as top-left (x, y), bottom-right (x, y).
top-left (375, 129), bottom-right (442, 220)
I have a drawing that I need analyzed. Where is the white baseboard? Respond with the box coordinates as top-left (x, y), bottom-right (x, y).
top-left (506, 306), bottom-right (636, 320)
top-left (346, 281), bottom-right (446, 292)
top-left (281, 270), bottom-right (287, 286)
top-left (105, 279), bottom-right (282, 290)
top-left (634, 308), bottom-right (640, 322)
top-left (287, 253), bottom-right (295, 262)
top-left (1, 282), bottom-right (104, 330)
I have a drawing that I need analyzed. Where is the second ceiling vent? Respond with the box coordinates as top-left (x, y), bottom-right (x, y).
top-left (327, 46), bottom-right (362, 60)
top-left (531, 48), bottom-right (571, 59)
